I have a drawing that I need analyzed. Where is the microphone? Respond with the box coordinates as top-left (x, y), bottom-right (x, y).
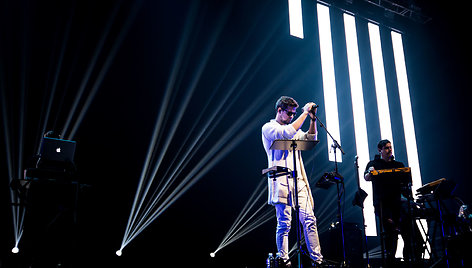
top-left (310, 104), bottom-right (319, 114)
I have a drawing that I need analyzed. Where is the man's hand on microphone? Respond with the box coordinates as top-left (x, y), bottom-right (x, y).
top-left (302, 102), bottom-right (313, 113)
top-left (310, 104), bottom-right (317, 116)
top-left (305, 102), bottom-right (318, 134)
top-left (303, 102), bottom-right (317, 120)
top-left (303, 102), bottom-right (317, 114)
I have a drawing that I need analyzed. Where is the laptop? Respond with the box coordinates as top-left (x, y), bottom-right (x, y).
top-left (39, 137), bottom-right (76, 163)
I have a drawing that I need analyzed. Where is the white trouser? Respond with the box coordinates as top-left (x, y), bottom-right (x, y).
top-left (274, 185), bottom-right (323, 263)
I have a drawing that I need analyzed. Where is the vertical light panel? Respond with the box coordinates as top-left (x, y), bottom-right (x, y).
top-left (391, 31), bottom-right (422, 192)
top-left (288, 0), bottom-right (304, 39)
top-left (368, 23), bottom-right (394, 150)
top-left (392, 31), bottom-right (430, 258)
top-left (317, 3), bottom-right (342, 162)
top-left (343, 13), bottom-right (376, 236)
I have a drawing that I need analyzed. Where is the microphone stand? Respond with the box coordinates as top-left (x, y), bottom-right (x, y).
top-left (313, 113), bottom-right (348, 267)
top-left (312, 113), bottom-right (345, 170)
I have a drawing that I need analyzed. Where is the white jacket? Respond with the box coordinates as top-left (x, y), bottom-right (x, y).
top-left (262, 119), bottom-right (316, 208)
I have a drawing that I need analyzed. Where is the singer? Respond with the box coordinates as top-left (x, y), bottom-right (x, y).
top-left (262, 96), bottom-right (324, 267)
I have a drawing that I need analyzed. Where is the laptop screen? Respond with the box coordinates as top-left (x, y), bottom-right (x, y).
top-left (39, 137), bottom-right (76, 162)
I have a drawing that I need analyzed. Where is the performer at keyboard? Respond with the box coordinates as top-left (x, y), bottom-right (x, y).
top-left (364, 139), bottom-right (422, 264)
top-left (262, 96), bottom-right (323, 267)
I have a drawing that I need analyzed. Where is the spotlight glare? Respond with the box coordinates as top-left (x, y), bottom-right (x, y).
top-left (12, 247), bottom-right (19, 254)
top-left (116, 250), bottom-right (122, 257)
top-left (210, 252), bottom-right (216, 258)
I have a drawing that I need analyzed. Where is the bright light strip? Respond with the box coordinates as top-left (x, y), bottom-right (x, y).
top-left (316, 3), bottom-right (342, 162)
top-left (288, 0), bottom-right (304, 39)
top-left (391, 31), bottom-right (422, 193)
top-left (368, 23), bottom-right (394, 148)
top-left (343, 13), bottom-right (376, 236)
top-left (391, 31), bottom-right (430, 258)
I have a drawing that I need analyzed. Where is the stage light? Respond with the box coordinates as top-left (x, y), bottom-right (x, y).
top-left (391, 31), bottom-right (430, 258)
top-left (11, 246), bottom-right (19, 254)
top-left (1, 71), bottom-right (26, 255)
top-left (210, 252), bottom-right (216, 258)
top-left (343, 13), bottom-right (376, 236)
top-left (316, 3), bottom-right (342, 162)
top-left (368, 22), bottom-right (394, 149)
top-left (211, 180), bottom-right (274, 256)
top-left (116, 249), bottom-right (122, 256)
top-left (118, 0), bottom-right (306, 252)
top-left (288, 0), bottom-right (304, 39)
top-left (391, 31), bottom-right (422, 193)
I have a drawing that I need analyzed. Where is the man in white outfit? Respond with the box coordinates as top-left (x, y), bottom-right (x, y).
top-left (262, 96), bottom-right (323, 267)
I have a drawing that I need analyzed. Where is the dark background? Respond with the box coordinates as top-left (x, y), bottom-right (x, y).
top-left (1, 0), bottom-right (470, 267)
